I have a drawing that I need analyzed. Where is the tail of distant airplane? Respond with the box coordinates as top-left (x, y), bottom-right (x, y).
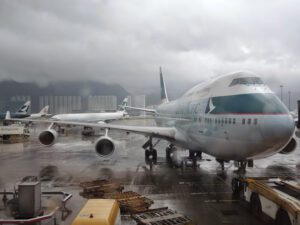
top-left (16, 101), bottom-right (31, 114)
top-left (5, 111), bottom-right (11, 120)
top-left (119, 98), bottom-right (128, 111)
top-left (39, 105), bottom-right (49, 115)
top-left (160, 67), bottom-right (169, 104)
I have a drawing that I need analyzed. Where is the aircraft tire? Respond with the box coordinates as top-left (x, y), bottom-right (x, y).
top-left (166, 147), bottom-right (171, 161)
top-left (152, 149), bottom-right (157, 164)
top-left (145, 149), bottom-right (150, 164)
top-left (250, 193), bottom-right (262, 217)
top-left (275, 208), bottom-right (291, 225)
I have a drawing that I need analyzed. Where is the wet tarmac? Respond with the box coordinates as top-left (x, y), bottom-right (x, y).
top-left (0, 119), bottom-right (299, 225)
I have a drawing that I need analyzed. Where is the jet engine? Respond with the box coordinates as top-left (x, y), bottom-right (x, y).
top-left (279, 138), bottom-right (297, 154)
top-left (38, 129), bottom-right (58, 146)
top-left (95, 136), bottom-right (115, 157)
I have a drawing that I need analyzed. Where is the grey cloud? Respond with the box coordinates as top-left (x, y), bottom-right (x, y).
top-left (0, 0), bottom-right (300, 97)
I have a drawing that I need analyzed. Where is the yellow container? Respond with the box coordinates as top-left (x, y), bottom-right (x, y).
top-left (72, 199), bottom-right (121, 225)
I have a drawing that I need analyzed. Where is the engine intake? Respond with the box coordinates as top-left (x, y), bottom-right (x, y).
top-left (95, 137), bottom-right (115, 157)
top-left (279, 138), bottom-right (297, 154)
top-left (39, 129), bottom-right (58, 146)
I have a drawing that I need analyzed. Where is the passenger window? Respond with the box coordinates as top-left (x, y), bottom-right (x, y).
top-left (225, 118), bottom-right (227, 124)
top-left (254, 118), bottom-right (258, 125)
top-left (242, 119), bottom-right (245, 124)
top-left (229, 118), bottom-right (232, 124)
top-left (233, 118), bottom-right (236, 124)
top-left (222, 118), bottom-right (224, 124)
top-left (248, 118), bottom-right (251, 124)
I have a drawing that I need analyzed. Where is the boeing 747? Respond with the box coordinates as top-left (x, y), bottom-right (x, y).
top-left (10, 70), bottom-right (296, 173)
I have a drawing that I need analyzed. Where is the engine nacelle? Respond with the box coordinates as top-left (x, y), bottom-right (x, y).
top-left (279, 138), bottom-right (297, 154)
top-left (95, 136), bottom-right (115, 157)
top-left (38, 129), bottom-right (58, 146)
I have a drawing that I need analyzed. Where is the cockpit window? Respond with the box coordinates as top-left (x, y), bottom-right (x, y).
top-left (229, 77), bottom-right (264, 86)
top-left (207, 93), bottom-right (288, 114)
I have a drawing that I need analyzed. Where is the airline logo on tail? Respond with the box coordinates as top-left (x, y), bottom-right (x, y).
top-left (17, 101), bottom-right (31, 114)
top-left (39, 105), bottom-right (49, 115)
top-left (119, 97), bottom-right (128, 110)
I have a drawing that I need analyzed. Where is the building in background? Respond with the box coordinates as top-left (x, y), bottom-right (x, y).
top-left (39, 96), bottom-right (82, 114)
top-left (0, 94), bottom-right (146, 115)
top-left (87, 96), bottom-right (117, 112)
top-left (129, 95), bottom-right (146, 116)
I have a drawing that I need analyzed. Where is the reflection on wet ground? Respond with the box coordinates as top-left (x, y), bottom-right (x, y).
top-left (0, 120), bottom-right (299, 225)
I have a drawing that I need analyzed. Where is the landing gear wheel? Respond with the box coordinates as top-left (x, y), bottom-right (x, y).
top-left (152, 149), bottom-right (157, 164)
top-left (145, 149), bottom-right (150, 164)
top-left (232, 178), bottom-right (244, 199)
top-left (196, 151), bottom-right (202, 159)
top-left (189, 150), bottom-right (195, 158)
top-left (145, 149), bottom-right (157, 165)
top-left (250, 193), bottom-right (262, 217)
top-left (166, 147), bottom-right (171, 162)
top-left (231, 178), bottom-right (239, 193)
top-left (247, 159), bottom-right (254, 168)
top-left (275, 209), bottom-right (291, 225)
top-left (166, 146), bottom-right (173, 162)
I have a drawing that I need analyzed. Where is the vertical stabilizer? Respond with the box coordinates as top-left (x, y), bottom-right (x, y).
top-left (160, 67), bottom-right (169, 104)
top-left (5, 111), bottom-right (11, 120)
top-left (119, 97), bottom-right (128, 110)
top-left (17, 101), bottom-right (31, 114)
top-left (39, 105), bottom-right (49, 115)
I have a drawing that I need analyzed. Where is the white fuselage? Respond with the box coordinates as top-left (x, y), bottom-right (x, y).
top-left (51, 111), bottom-right (127, 122)
top-left (155, 72), bottom-right (295, 161)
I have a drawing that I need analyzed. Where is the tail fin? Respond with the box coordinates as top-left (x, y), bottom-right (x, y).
top-left (160, 67), bottom-right (169, 104)
top-left (5, 111), bottom-right (11, 120)
top-left (119, 98), bottom-right (128, 110)
top-left (39, 105), bottom-right (49, 115)
top-left (17, 100), bottom-right (31, 114)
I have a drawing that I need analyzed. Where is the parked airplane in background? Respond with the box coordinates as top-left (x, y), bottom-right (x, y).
top-left (51, 98), bottom-right (129, 122)
top-left (0, 101), bottom-right (31, 120)
top-left (28, 105), bottom-right (51, 119)
top-left (4, 104), bottom-right (51, 120)
top-left (10, 70), bottom-right (297, 173)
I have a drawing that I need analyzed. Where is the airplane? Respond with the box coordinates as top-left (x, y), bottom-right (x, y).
top-left (0, 101), bottom-right (31, 120)
top-left (50, 98), bottom-right (129, 122)
top-left (4, 105), bottom-right (51, 122)
top-left (28, 105), bottom-right (51, 119)
top-left (9, 70), bottom-right (297, 174)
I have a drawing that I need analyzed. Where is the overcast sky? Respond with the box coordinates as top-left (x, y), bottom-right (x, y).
top-left (0, 0), bottom-right (300, 101)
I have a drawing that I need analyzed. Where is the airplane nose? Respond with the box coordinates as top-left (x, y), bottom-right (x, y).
top-left (261, 115), bottom-right (295, 149)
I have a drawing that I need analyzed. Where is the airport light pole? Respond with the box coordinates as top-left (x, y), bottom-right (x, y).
top-left (280, 85), bottom-right (284, 102)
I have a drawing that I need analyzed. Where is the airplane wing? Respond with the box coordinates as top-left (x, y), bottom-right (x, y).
top-left (7, 118), bottom-right (176, 141)
top-left (124, 106), bottom-right (156, 114)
